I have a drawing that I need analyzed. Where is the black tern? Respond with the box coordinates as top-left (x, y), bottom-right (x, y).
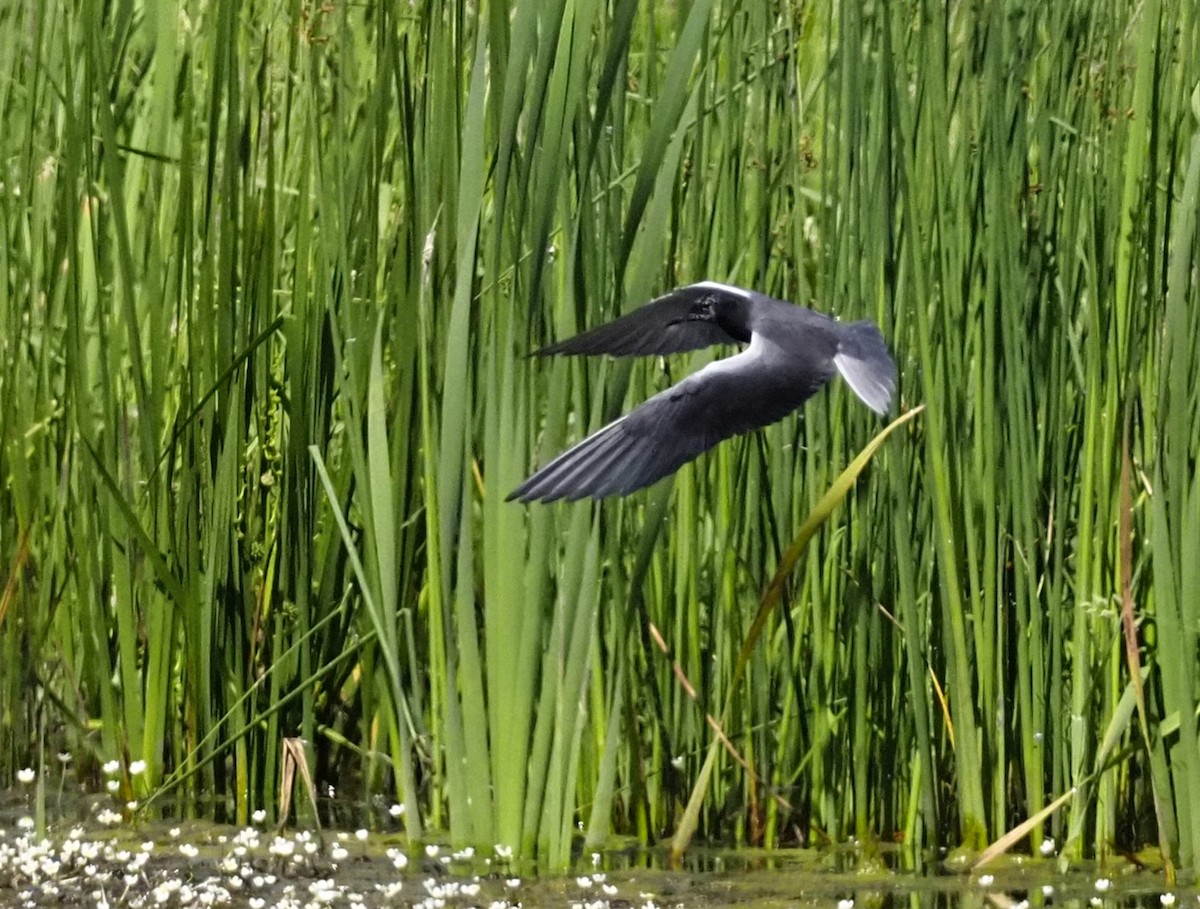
top-left (509, 281), bottom-right (897, 503)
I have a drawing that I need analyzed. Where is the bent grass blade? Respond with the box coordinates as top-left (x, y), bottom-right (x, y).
top-left (670, 405), bottom-right (925, 860)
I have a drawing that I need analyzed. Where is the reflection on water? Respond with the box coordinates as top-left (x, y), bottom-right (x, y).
top-left (0, 788), bottom-right (1187, 908)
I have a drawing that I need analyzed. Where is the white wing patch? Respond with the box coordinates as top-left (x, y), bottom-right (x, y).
top-left (691, 330), bottom-right (766, 379)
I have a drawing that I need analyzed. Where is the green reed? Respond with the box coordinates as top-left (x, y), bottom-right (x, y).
top-left (0, 0), bottom-right (1197, 876)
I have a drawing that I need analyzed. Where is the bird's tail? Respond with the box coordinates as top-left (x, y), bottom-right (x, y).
top-left (833, 321), bottom-right (898, 415)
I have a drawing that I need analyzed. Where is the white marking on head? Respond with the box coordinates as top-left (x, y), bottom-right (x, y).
top-left (690, 280), bottom-right (753, 300)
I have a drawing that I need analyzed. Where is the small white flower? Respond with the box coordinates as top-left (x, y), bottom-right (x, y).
top-left (386, 847), bottom-right (409, 870)
top-left (308, 879), bottom-right (339, 903)
top-left (268, 837), bottom-right (294, 857)
top-left (354, 828), bottom-right (369, 841)
top-left (1039, 836), bottom-right (1056, 856)
top-left (425, 844), bottom-right (440, 857)
top-left (17, 767), bottom-right (36, 784)
top-left (179, 843), bottom-right (199, 858)
top-left (838, 900), bottom-right (855, 909)
top-left (978, 874), bottom-right (994, 887)
top-left (1095, 878), bottom-right (1112, 892)
top-left (129, 760), bottom-right (147, 775)
top-left (389, 803), bottom-right (405, 817)
top-left (1160, 894), bottom-right (1175, 906)
top-left (506, 878), bottom-right (522, 889)
top-left (251, 809), bottom-right (267, 823)
top-left (102, 760), bottom-right (121, 775)
top-left (1042, 885), bottom-right (1055, 896)
top-left (105, 779), bottom-right (119, 793)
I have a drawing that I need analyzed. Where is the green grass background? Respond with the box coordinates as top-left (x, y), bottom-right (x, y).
top-left (1, 0), bottom-right (1199, 872)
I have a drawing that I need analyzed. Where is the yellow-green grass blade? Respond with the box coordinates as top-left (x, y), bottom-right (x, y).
top-left (671, 406), bottom-right (924, 859)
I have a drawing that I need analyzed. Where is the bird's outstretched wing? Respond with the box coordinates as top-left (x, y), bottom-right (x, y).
top-left (535, 283), bottom-right (747, 357)
top-left (509, 337), bottom-right (833, 502)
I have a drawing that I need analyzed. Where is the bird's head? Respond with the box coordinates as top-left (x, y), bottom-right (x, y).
top-left (687, 291), bottom-right (752, 343)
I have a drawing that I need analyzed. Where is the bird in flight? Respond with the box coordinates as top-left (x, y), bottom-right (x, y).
top-left (509, 281), bottom-right (897, 503)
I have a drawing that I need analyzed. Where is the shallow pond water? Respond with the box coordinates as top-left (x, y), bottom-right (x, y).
top-left (0, 788), bottom-right (1187, 909)
top-left (0, 813), bottom-right (1189, 909)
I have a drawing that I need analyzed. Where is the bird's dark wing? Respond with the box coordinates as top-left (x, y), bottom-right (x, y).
top-left (508, 339), bottom-right (835, 502)
top-left (534, 283), bottom-right (747, 357)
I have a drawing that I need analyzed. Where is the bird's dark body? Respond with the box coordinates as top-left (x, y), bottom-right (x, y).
top-left (510, 282), bottom-right (896, 503)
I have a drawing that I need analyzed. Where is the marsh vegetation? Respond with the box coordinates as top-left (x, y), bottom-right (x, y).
top-left (1, 0), bottom-right (1198, 882)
